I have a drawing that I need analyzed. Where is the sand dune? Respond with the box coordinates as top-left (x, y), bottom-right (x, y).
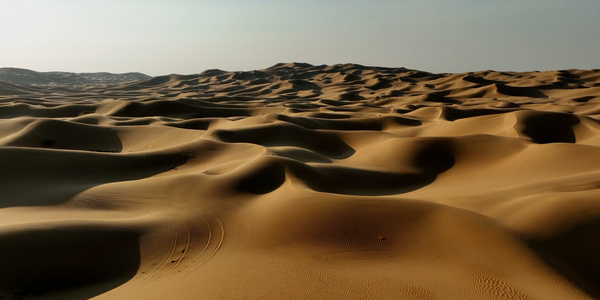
top-left (0, 68), bottom-right (150, 86)
top-left (1, 63), bottom-right (600, 299)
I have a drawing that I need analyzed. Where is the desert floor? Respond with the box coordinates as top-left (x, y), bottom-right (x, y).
top-left (1, 63), bottom-right (600, 299)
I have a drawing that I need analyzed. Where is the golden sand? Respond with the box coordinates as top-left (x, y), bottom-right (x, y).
top-left (1, 63), bottom-right (599, 299)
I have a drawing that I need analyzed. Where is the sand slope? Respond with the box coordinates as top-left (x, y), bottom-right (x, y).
top-left (1, 63), bottom-right (600, 299)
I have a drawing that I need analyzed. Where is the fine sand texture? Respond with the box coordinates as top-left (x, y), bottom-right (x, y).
top-left (1, 63), bottom-right (600, 299)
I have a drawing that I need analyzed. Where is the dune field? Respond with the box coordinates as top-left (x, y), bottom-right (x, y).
top-left (1, 62), bottom-right (600, 299)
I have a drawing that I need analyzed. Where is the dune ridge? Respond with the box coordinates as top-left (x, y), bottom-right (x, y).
top-left (1, 63), bottom-right (600, 299)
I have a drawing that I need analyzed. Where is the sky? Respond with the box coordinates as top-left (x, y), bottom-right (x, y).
top-left (0, 0), bottom-right (598, 76)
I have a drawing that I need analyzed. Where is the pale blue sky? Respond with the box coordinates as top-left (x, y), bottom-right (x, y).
top-left (1, 0), bottom-right (598, 75)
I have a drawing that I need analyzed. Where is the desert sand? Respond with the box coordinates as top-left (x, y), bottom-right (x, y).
top-left (1, 63), bottom-right (600, 299)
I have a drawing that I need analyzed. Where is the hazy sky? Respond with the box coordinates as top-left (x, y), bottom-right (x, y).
top-left (1, 0), bottom-right (598, 75)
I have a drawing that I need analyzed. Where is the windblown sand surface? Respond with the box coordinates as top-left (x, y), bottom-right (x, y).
top-left (2, 63), bottom-right (600, 299)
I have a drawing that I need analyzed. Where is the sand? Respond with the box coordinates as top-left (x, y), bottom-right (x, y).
top-left (1, 63), bottom-right (600, 299)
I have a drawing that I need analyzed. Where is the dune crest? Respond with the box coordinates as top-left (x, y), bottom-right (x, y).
top-left (1, 63), bottom-right (600, 299)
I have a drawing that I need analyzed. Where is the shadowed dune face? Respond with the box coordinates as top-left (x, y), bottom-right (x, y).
top-left (527, 216), bottom-right (600, 298)
top-left (0, 147), bottom-right (191, 208)
top-left (1, 64), bottom-right (600, 299)
top-left (516, 111), bottom-right (581, 143)
top-left (0, 227), bottom-right (139, 299)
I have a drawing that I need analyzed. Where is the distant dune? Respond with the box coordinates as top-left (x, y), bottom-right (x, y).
top-left (1, 62), bottom-right (600, 299)
top-left (0, 67), bottom-right (151, 86)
